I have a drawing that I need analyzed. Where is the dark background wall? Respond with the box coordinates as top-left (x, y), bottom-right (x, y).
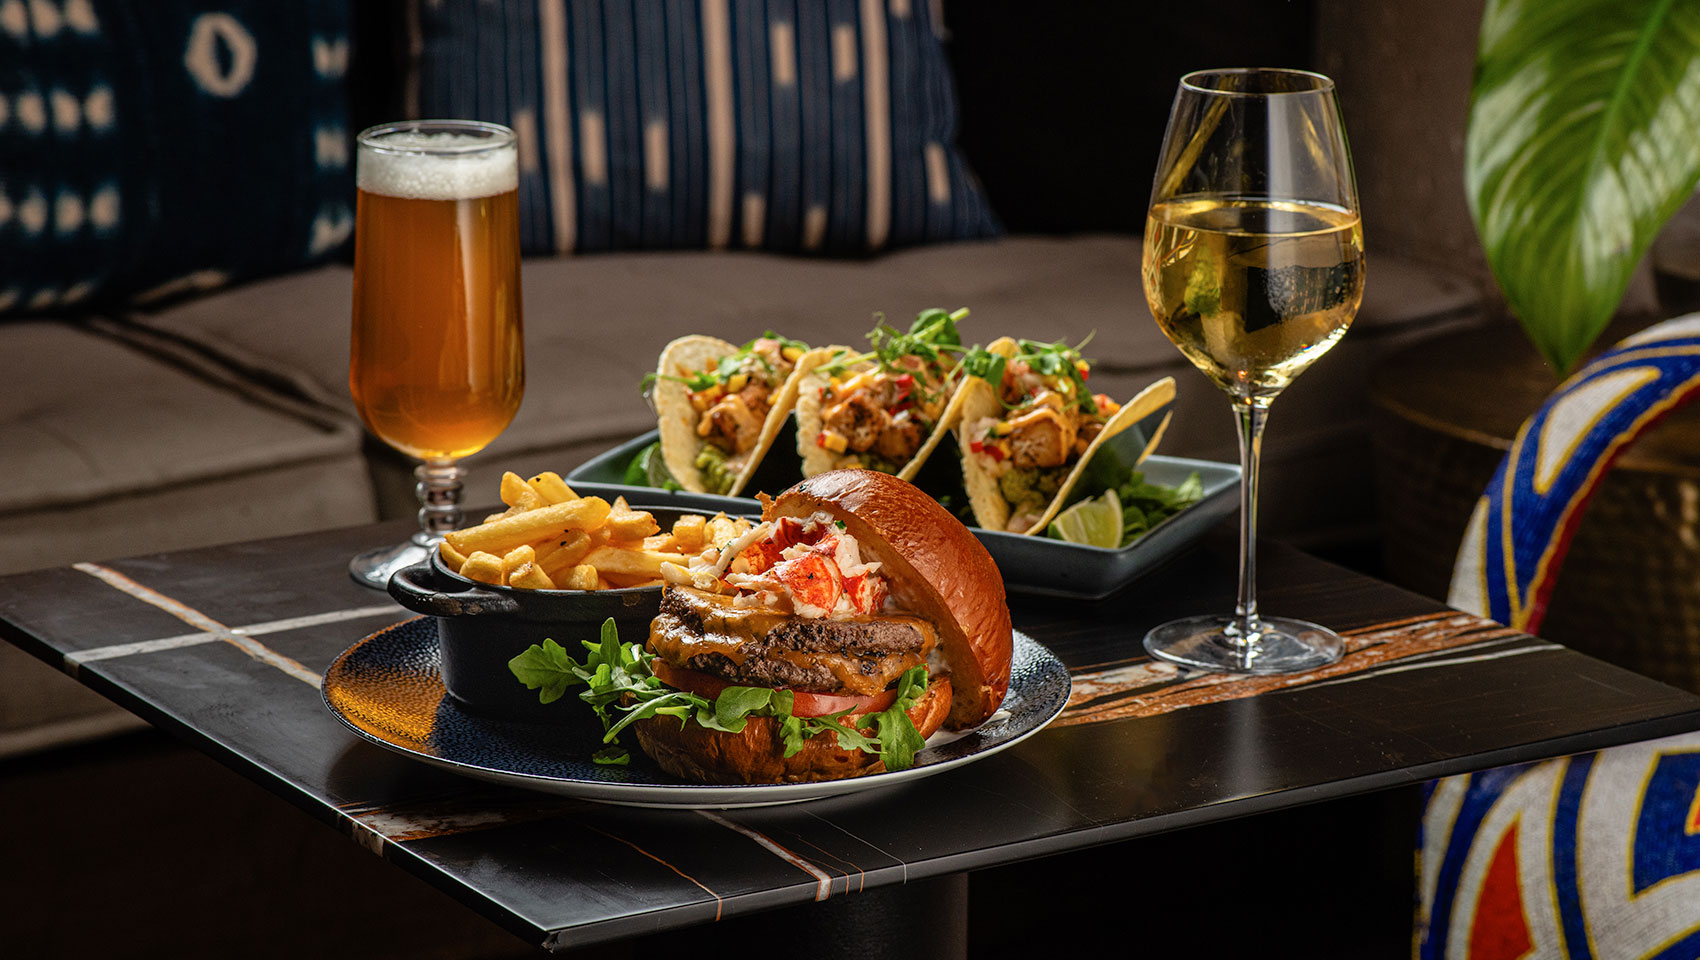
top-left (943, 0), bottom-right (1317, 234)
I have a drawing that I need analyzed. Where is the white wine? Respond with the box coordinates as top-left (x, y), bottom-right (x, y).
top-left (1143, 197), bottom-right (1363, 404)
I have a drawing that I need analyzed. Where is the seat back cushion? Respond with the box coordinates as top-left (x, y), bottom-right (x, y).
top-left (409, 0), bottom-right (999, 256)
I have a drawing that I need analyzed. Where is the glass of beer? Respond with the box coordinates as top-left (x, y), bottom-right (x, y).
top-left (347, 120), bottom-right (524, 589)
top-left (1140, 69), bottom-right (1364, 673)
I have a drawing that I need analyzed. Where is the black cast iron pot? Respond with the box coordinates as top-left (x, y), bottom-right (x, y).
top-left (388, 505), bottom-right (713, 721)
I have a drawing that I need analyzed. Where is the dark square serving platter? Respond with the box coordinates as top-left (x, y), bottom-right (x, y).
top-left (565, 427), bottom-right (1239, 600)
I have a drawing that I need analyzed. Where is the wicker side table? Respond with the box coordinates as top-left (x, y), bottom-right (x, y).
top-left (1370, 322), bottom-right (1700, 692)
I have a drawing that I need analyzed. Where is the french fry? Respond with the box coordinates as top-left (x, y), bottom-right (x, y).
top-left (672, 514), bottom-right (707, 552)
top-left (581, 546), bottom-right (687, 578)
top-left (527, 471), bottom-right (578, 504)
top-left (445, 497), bottom-right (612, 555)
top-left (501, 544), bottom-right (536, 576)
top-left (459, 551), bottom-right (505, 585)
top-left (499, 471), bottom-right (547, 510)
top-left (560, 564), bottom-right (599, 591)
top-left (706, 513), bottom-right (741, 547)
top-left (447, 469), bottom-right (760, 592)
top-left (508, 562), bottom-right (556, 590)
top-left (608, 507), bottom-right (661, 541)
top-left (540, 539), bottom-right (594, 581)
top-left (530, 538), bottom-right (562, 567)
top-left (438, 539), bottom-right (469, 572)
top-left (550, 530), bottom-right (595, 568)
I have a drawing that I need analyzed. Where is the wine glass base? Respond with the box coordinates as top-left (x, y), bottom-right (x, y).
top-left (1143, 616), bottom-right (1343, 675)
top-left (348, 534), bottom-right (436, 592)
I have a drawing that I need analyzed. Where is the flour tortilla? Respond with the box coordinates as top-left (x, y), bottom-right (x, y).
top-left (955, 336), bottom-right (1177, 534)
top-left (791, 347), bottom-right (975, 482)
top-left (654, 335), bottom-right (808, 497)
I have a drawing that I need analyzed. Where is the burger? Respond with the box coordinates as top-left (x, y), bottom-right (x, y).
top-left (637, 469), bottom-right (1013, 784)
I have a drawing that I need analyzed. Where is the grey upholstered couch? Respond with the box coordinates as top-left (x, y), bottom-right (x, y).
top-left (1, 236), bottom-right (1483, 758)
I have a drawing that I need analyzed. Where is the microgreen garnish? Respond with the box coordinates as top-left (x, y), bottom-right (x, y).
top-left (816, 308), bottom-right (968, 395)
top-left (637, 333), bottom-right (810, 398)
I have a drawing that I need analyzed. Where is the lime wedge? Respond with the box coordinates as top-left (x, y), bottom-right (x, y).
top-left (1049, 489), bottom-right (1123, 548)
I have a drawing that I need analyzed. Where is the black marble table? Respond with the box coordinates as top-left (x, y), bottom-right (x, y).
top-left (3, 520), bottom-right (1698, 953)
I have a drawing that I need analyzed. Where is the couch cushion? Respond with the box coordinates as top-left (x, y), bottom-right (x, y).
top-left (0, 320), bottom-right (377, 758)
top-left (2, 320), bottom-right (369, 521)
top-left (130, 234), bottom-right (1482, 454)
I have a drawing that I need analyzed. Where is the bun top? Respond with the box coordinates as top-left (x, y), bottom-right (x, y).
top-left (766, 469), bottom-right (1012, 728)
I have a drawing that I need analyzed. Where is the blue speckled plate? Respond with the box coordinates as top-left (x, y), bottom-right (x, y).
top-left (322, 617), bottom-right (1071, 809)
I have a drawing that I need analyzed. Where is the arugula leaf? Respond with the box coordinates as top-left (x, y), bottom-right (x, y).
top-left (507, 638), bottom-right (582, 705)
top-left (510, 620), bottom-right (937, 771)
top-left (868, 666), bottom-right (928, 770)
top-left (714, 686), bottom-right (779, 730)
top-left (592, 746), bottom-right (631, 765)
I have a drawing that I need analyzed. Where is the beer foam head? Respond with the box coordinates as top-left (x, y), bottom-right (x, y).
top-left (357, 131), bottom-right (518, 201)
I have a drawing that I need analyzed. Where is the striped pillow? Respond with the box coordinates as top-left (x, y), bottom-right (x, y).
top-left (411, 0), bottom-right (1000, 256)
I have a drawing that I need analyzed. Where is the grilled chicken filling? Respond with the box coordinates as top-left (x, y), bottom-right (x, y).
top-left (686, 337), bottom-right (799, 458)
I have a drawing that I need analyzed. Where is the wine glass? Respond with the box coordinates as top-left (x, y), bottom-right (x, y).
top-left (346, 120), bottom-right (525, 589)
top-left (1140, 68), bottom-right (1364, 673)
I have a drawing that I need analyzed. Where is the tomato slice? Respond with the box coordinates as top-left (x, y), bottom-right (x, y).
top-left (650, 660), bottom-right (900, 718)
top-left (790, 687), bottom-right (898, 717)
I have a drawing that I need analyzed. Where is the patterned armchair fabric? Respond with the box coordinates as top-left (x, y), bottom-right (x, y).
top-left (1418, 314), bottom-right (1700, 957)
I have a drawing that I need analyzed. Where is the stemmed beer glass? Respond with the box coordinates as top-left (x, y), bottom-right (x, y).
top-left (347, 121), bottom-right (525, 589)
top-left (1141, 69), bottom-right (1364, 673)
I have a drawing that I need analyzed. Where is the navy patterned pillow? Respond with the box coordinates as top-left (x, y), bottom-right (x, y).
top-left (412, 0), bottom-right (1000, 256)
top-left (0, 0), bottom-right (350, 315)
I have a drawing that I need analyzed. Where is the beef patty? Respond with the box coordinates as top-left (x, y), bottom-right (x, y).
top-left (649, 587), bottom-right (937, 696)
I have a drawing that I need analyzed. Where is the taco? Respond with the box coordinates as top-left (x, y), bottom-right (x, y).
top-left (955, 336), bottom-right (1177, 534)
top-left (793, 308), bottom-right (974, 482)
top-left (648, 332), bottom-right (810, 496)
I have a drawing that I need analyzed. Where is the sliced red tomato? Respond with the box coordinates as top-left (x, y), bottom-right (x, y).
top-left (791, 687), bottom-right (898, 717)
top-left (649, 660), bottom-right (899, 718)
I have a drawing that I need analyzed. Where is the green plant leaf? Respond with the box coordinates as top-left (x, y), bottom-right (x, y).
top-left (1466, 0), bottom-right (1700, 372)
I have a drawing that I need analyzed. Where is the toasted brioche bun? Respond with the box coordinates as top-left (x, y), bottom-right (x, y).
top-left (766, 469), bottom-right (1013, 729)
top-left (634, 676), bottom-right (952, 784)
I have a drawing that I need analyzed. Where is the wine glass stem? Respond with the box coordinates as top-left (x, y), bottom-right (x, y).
top-left (1231, 400), bottom-right (1269, 647)
top-left (414, 458), bottom-right (466, 547)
